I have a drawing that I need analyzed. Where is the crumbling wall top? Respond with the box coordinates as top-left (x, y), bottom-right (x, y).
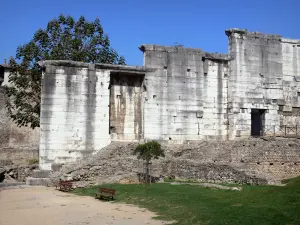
top-left (226, 28), bottom-right (300, 44)
top-left (281, 38), bottom-right (300, 44)
top-left (204, 52), bottom-right (230, 61)
top-left (225, 28), bottom-right (282, 40)
top-left (140, 44), bottom-right (230, 61)
top-left (39, 60), bottom-right (150, 74)
top-left (139, 44), bottom-right (204, 53)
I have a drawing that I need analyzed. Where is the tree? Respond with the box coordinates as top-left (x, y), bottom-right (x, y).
top-left (133, 141), bottom-right (165, 183)
top-left (5, 14), bottom-right (125, 129)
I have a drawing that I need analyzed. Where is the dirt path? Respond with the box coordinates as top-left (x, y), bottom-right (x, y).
top-left (0, 186), bottom-right (168, 225)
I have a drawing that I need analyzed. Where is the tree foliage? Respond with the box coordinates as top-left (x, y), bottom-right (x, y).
top-left (5, 14), bottom-right (125, 129)
top-left (133, 141), bottom-right (165, 162)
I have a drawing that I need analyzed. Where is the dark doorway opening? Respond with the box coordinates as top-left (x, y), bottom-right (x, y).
top-left (251, 109), bottom-right (266, 136)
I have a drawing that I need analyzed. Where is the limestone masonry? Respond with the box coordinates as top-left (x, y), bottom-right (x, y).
top-left (39, 29), bottom-right (300, 170)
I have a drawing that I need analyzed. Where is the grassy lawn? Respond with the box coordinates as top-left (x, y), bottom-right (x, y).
top-left (73, 177), bottom-right (300, 225)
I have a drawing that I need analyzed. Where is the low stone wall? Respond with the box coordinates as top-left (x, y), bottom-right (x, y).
top-left (0, 148), bottom-right (39, 165)
top-left (0, 148), bottom-right (39, 183)
top-left (0, 164), bottom-right (38, 182)
top-left (166, 138), bottom-right (300, 183)
top-left (51, 138), bottom-right (300, 186)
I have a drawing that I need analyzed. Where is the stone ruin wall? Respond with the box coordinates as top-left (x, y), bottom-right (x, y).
top-left (0, 66), bottom-right (39, 184)
top-left (39, 62), bottom-right (150, 170)
top-left (40, 63), bottom-right (111, 170)
top-left (227, 29), bottom-right (300, 139)
top-left (0, 148), bottom-right (39, 165)
top-left (39, 52), bottom-right (230, 170)
top-left (40, 29), bottom-right (300, 182)
top-left (0, 66), bottom-right (39, 153)
top-left (141, 45), bottom-right (229, 141)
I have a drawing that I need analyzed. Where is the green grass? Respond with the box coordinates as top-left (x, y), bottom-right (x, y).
top-left (73, 177), bottom-right (300, 225)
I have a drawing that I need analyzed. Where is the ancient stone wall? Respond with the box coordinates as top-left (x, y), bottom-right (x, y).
top-left (141, 45), bottom-right (229, 141)
top-left (0, 85), bottom-right (10, 146)
top-left (40, 63), bottom-right (110, 170)
top-left (40, 29), bottom-right (300, 171)
top-left (0, 66), bottom-right (39, 151)
top-left (0, 148), bottom-right (38, 165)
top-left (39, 61), bottom-right (147, 170)
top-left (226, 29), bottom-right (300, 139)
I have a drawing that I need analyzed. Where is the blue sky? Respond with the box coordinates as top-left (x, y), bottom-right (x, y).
top-left (0, 0), bottom-right (299, 66)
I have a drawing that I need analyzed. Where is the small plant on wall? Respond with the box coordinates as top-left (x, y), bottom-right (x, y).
top-left (28, 157), bottom-right (39, 165)
top-left (133, 141), bottom-right (165, 184)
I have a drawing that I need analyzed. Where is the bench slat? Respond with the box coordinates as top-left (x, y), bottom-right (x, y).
top-left (56, 180), bottom-right (74, 192)
top-left (95, 187), bottom-right (116, 200)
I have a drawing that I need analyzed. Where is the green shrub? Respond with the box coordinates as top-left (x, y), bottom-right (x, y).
top-left (133, 141), bottom-right (165, 162)
top-left (133, 141), bottom-right (165, 183)
top-left (28, 157), bottom-right (39, 165)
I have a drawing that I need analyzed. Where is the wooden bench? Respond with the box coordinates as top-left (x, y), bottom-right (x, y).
top-left (55, 180), bottom-right (74, 192)
top-left (95, 187), bottom-right (116, 201)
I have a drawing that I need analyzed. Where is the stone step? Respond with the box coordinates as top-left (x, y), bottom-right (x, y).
top-left (31, 170), bottom-right (51, 178)
top-left (25, 177), bottom-right (51, 186)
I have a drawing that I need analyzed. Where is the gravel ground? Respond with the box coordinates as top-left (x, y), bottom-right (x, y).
top-left (0, 186), bottom-right (170, 225)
